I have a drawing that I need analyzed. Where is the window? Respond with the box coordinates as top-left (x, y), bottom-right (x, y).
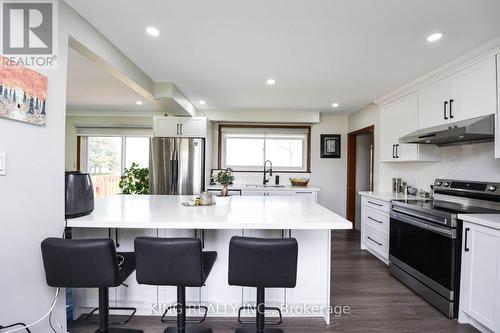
top-left (82, 136), bottom-right (149, 197)
top-left (219, 125), bottom-right (310, 172)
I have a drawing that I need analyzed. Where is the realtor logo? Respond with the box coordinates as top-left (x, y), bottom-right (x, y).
top-left (0, 0), bottom-right (57, 68)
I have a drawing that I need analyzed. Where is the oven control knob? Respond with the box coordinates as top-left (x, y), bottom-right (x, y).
top-left (488, 185), bottom-right (497, 192)
top-left (436, 181), bottom-right (443, 186)
top-left (444, 182), bottom-right (450, 187)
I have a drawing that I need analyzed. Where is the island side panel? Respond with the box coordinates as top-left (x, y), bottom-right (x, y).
top-left (286, 229), bottom-right (331, 322)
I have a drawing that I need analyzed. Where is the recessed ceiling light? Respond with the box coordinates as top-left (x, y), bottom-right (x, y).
top-left (331, 103), bottom-right (339, 108)
top-left (426, 32), bottom-right (443, 43)
top-left (266, 78), bottom-right (276, 85)
top-left (146, 26), bottom-right (160, 37)
top-left (199, 100), bottom-right (206, 105)
top-left (136, 101), bottom-right (143, 105)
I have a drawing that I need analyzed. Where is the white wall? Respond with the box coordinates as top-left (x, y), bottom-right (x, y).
top-left (0, 1), bottom-right (68, 331)
top-left (310, 115), bottom-right (348, 216)
top-left (348, 103), bottom-right (500, 193)
top-left (348, 103), bottom-right (380, 190)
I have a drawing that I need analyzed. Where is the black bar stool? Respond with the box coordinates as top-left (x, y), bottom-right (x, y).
top-left (228, 236), bottom-right (298, 333)
top-left (134, 237), bottom-right (217, 333)
top-left (40, 238), bottom-right (143, 333)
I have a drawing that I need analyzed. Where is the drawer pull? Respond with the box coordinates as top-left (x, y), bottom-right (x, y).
top-left (367, 200), bottom-right (383, 207)
top-left (367, 236), bottom-right (382, 246)
top-left (368, 216), bottom-right (383, 224)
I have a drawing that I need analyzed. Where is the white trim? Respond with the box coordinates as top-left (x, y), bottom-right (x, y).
top-left (374, 36), bottom-right (500, 106)
top-left (75, 126), bottom-right (152, 137)
top-left (67, 110), bottom-right (165, 117)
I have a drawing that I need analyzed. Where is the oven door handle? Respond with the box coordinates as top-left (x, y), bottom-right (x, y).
top-left (391, 211), bottom-right (456, 239)
top-left (391, 207), bottom-right (447, 226)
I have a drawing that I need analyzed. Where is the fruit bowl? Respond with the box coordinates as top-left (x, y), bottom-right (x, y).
top-left (289, 177), bottom-right (309, 187)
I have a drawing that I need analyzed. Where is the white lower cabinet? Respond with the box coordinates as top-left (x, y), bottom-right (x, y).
top-left (360, 196), bottom-right (390, 264)
top-left (459, 221), bottom-right (500, 332)
top-left (240, 188), bottom-right (318, 202)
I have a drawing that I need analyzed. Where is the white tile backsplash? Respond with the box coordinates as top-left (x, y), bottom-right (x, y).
top-left (378, 142), bottom-right (500, 192)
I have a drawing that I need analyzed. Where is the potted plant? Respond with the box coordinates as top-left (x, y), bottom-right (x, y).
top-left (216, 169), bottom-right (235, 197)
top-left (119, 162), bottom-right (149, 194)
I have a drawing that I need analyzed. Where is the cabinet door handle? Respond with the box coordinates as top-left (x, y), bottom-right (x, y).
top-left (392, 145), bottom-right (396, 159)
top-left (367, 200), bottom-right (383, 207)
top-left (395, 144), bottom-right (399, 159)
top-left (176, 124), bottom-right (180, 135)
top-left (368, 216), bottom-right (383, 224)
top-left (367, 236), bottom-right (382, 246)
top-left (464, 227), bottom-right (470, 252)
top-left (449, 99), bottom-right (454, 119)
top-left (179, 124), bottom-right (183, 135)
top-left (443, 101), bottom-right (448, 120)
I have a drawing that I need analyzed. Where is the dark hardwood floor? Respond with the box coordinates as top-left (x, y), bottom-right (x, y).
top-left (68, 230), bottom-right (477, 333)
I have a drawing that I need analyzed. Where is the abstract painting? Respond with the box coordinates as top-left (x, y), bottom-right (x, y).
top-left (0, 56), bottom-right (48, 126)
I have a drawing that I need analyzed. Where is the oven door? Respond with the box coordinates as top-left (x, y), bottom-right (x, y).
top-left (389, 210), bottom-right (458, 300)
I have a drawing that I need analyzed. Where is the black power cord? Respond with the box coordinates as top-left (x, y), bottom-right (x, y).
top-left (0, 323), bottom-right (31, 333)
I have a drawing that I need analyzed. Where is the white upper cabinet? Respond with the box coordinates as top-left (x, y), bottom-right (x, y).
top-left (418, 76), bottom-right (451, 129)
top-left (450, 57), bottom-right (497, 121)
top-left (380, 92), bottom-right (439, 162)
top-left (418, 57), bottom-right (497, 129)
top-left (177, 117), bottom-right (208, 137)
top-left (153, 116), bottom-right (208, 138)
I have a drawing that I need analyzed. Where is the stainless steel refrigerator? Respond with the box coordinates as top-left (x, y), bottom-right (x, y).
top-left (149, 137), bottom-right (205, 195)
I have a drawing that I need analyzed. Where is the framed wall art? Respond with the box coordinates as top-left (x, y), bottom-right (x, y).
top-left (320, 134), bottom-right (341, 158)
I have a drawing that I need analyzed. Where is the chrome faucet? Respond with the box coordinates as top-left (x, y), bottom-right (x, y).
top-left (263, 160), bottom-right (273, 185)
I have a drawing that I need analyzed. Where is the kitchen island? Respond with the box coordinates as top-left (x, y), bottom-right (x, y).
top-left (68, 195), bottom-right (352, 323)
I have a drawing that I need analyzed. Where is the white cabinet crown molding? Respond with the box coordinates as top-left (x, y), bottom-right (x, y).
top-left (375, 36), bottom-right (500, 106)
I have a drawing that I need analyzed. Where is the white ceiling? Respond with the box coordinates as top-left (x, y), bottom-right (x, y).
top-left (66, 0), bottom-right (500, 114)
top-left (66, 47), bottom-right (163, 113)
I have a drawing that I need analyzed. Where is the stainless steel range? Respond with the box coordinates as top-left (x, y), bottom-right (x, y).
top-left (389, 179), bottom-right (500, 318)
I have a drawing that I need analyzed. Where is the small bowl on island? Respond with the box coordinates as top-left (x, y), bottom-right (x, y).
top-left (289, 177), bottom-right (309, 187)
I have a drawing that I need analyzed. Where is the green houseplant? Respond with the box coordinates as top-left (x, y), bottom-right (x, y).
top-left (119, 162), bottom-right (149, 194)
top-left (216, 169), bottom-right (235, 196)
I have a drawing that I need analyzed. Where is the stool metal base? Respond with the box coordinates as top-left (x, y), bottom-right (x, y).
top-left (235, 328), bottom-right (283, 333)
top-left (95, 327), bottom-right (144, 333)
top-left (163, 327), bottom-right (212, 333)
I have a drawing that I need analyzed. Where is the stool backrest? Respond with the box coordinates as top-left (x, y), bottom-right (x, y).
top-left (229, 236), bottom-right (298, 288)
top-left (41, 238), bottom-right (119, 288)
top-left (135, 237), bottom-right (204, 287)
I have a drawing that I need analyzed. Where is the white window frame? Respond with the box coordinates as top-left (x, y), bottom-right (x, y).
top-left (219, 125), bottom-right (310, 172)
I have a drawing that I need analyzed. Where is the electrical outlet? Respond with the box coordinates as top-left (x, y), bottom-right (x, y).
top-left (0, 152), bottom-right (6, 176)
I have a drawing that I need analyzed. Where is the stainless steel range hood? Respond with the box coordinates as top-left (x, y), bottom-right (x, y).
top-left (399, 114), bottom-right (495, 147)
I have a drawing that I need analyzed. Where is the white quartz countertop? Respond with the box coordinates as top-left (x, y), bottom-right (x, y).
top-left (206, 184), bottom-right (321, 192)
top-left (67, 195), bottom-right (351, 230)
top-left (358, 191), bottom-right (423, 202)
top-left (459, 214), bottom-right (500, 230)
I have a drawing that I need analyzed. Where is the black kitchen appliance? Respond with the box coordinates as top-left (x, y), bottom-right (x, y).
top-left (65, 171), bottom-right (94, 219)
top-left (389, 179), bottom-right (500, 318)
